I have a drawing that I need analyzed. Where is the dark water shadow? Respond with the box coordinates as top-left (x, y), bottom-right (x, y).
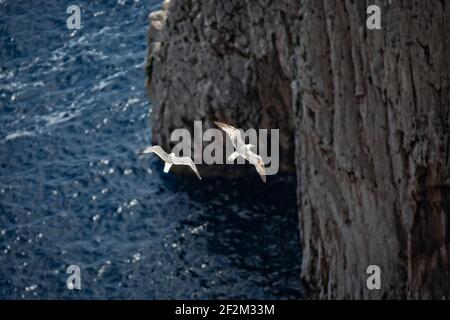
top-left (160, 173), bottom-right (304, 299)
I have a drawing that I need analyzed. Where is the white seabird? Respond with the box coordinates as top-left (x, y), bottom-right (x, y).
top-left (138, 145), bottom-right (202, 180)
top-left (214, 121), bottom-right (267, 183)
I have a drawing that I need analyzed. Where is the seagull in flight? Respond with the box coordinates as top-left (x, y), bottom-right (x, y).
top-left (138, 145), bottom-right (202, 179)
top-left (214, 121), bottom-right (266, 183)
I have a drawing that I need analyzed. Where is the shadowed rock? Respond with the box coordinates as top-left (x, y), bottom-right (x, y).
top-left (146, 0), bottom-right (298, 178)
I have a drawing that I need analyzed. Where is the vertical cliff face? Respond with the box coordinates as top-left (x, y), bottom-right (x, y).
top-left (147, 0), bottom-right (299, 176)
top-left (147, 0), bottom-right (450, 298)
top-left (295, 0), bottom-right (449, 299)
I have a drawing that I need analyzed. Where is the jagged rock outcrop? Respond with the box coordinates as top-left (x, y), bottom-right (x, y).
top-left (147, 0), bottom-right (450, 299)
top-left (146, 0), bottom-right (299, 176)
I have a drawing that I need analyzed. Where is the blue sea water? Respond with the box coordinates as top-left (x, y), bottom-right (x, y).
top-left (0, 0), bottom-right (302, 299)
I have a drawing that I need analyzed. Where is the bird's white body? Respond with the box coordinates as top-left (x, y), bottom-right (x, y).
top-left (215, 121), bottom-right (266, 182)
top-left (138, 146), bottom-right (202, 179)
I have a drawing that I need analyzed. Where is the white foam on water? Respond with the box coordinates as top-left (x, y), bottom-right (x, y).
top-left (38, 109), bottom-right (81, 127)
top-left (4, 130), bottom-right (35, 142)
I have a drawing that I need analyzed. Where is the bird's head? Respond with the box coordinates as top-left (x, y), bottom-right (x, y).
top-left (245, 144), bottom-right (256, 151)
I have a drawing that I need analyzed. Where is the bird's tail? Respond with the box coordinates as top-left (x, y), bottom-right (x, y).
top-left (163, 162), bottom-right (173, 173)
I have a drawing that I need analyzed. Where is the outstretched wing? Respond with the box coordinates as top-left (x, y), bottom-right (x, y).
top-left (214, 121), bottom-right (244, 148)
top-left (247, 152), bottom-right (267, 183)
top-left (138, 145), bottom-right (170, 162)
top-left (173, 156), bottom-right (202, 180)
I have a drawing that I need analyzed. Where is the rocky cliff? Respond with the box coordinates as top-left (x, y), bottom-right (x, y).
top-left (294, 0), bottom-right (449, 299)
top-left (146, 0), bottom-right (298, 177)
top-left (147, 0), bottom-right (450, 299)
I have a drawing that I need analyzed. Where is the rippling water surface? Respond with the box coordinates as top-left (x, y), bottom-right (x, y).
top-left (0, 0), bottom-right (302, 299)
